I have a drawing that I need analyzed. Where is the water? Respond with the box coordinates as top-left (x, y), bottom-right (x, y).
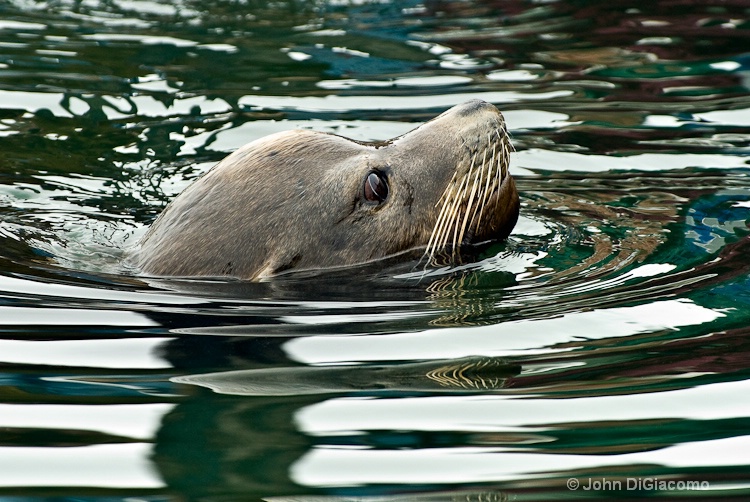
top-left (1, 0), bottom-right (749, 500)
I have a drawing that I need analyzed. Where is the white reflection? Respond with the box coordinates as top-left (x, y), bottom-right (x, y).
top-left (281, 311), bottom-right (432, 326)
top-left (284, 299), bottom-right (723, 363)
top-left (105, 94), bottom-right (232, 119)
top-left (206, 120), bottom-right (418, 151)
top-left (0, 337), bottom-right (173, 369)
top-left (0, 90), bottom-right (232, 120)
top-left (0, 443), bottom-right (164, 488)
top-left (293, 377), bottom-right (750, 486)
top-left (0, 21), bottom-right (46, 30)
top-left (0, 90), bottom-right (74, 118)
top-left (198, 43), bottom-right (239, 53)
top-left (710, 61), bottom-right (741, 72)
top-left (114, 0), bottom-right (199, 17)
top-left (696, 108), bottom-right (750, 127)
top-left (503, 109), bottom-right (579, 130)
top-left (288, 51), bottom-right (313, 62)
top-left (296, 378), bottom-right (750, 435)
top-left (486, 69), bottom-right (540, 81)
top-left (0, 306), bottom-right (160, 326)
top-left (131, 73), bottom-right (179, 93)
top-left (317, 75), bottom-right (473, 89)
top-left (542, 263), bottom-right (678, 297)
top-left (83, 33), bottom-right (198, 46)
top-left (291, 435), bottom-right (750, 486)
top-left (238, 90), bottom-right (573, 113)
top-left (0, 403), bottom-right (174, 440)
top-left (515, 148), bottom-right (749, 173)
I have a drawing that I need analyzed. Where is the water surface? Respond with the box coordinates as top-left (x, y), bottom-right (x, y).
top-left (1, 0), bottom-right (750, 500)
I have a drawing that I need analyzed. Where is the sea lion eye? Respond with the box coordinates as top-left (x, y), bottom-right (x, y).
top-left (364, 171), bottom-right (388, 203)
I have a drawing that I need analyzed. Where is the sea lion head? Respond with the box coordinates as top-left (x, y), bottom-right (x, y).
top-left (135, 99), bottom-right (519, 280)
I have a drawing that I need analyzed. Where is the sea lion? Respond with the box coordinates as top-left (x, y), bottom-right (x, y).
top-left (134, 99), bottom-right (519, 280)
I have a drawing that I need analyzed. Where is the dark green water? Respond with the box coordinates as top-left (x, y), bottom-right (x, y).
top-left (1, 0), bottom-right (750, 500)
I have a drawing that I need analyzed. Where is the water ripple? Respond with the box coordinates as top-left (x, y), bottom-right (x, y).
top-left (1, 0), bottom-right (750, 500)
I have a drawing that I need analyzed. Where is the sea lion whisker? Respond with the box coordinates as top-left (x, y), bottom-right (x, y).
top-left (434, 170), bottom-right (459, 209)
top-left (451, 174), bottom-right (473, 252)
top-left (468, 146), bottom-right (487, 231)
top-left (458, 149), bottom-right (484, 239)
top-left (425, 189), bottom-right (454, 259)
top-left (497, 134), bottom-right (506, 181)
top-left (456, 153), bottom-right (481, 249)
top-left (493, 144), bottom-right (501, 198)
top-left (444, 171), bottom-right (470, 255)
top-left (425, 166), bottom-right (464, 259)
top-left (498, 138), bottom-right (510, 193)
top-left (430, 181), bottom-right (462, 257)
top-left (429, 125), bottom-right (509, 262)
top-left (499, 128), bottom-right (512, 176)
top-left (474, 137), bottom-right (496, 233)
top-left (461, 146), bottom-right (488, 245)
top-left (471, 133), bottom-right (495, 234)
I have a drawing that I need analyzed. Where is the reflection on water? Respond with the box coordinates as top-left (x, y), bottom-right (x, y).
top-left (1, 0), bottom-right (750, 500)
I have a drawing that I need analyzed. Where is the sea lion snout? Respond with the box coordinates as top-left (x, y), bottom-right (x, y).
top-left (134, 101), bottom-right (519, 280)
top-left (412, 100), bottom-right (518, 261)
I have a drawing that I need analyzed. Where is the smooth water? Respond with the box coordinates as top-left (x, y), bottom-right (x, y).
top-left (1, 0), bottom-right (750, 500)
